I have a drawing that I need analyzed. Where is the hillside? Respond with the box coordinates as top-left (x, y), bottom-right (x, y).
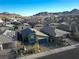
top-left (0, 12), bottom-right (21, 18)
top-left (34, 9), bottom-right (79, 16)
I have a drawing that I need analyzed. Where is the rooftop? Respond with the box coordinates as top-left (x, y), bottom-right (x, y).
top-left (55, 29), bottom-right (70, 37)
top-left (41, 26), bottom-right (70, 37)
top-left (31, 28), bottom-right (48, 37)
top-left (0, 35), bottom-right (13, 44)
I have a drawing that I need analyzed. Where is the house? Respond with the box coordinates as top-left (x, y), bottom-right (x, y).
top-left (14, 23), bottom-right (31, 31)
top-left (16, 28), bottom-right (36, 44)
top-left (0, 35), bottom-right (15, 51)
top-left (41, 26), bottom-right (56, 37)
top-left (57, 22), bottom-right (70, 32)
top-left (41, 26), bottom-right (70, 45)
top-left (3, 30), bottom-right (16, 38)
top-left (5, 22), bottom-right (14, 30)
top-left (19, 23), bottom-right (31, 30)
top-left (0, 30), bottom-right (16, 51)
top-left (16, 28), bottom-right (49, 45)
top-left (58, 21), bottom-right (79, 32)
top-left (31, 28), bottom-right (49, 44)
top-left (41, 26), bottom-right (70, 38)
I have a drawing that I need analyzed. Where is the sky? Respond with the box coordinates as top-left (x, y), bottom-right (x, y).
top-left (0, 0), bottom-right (79, 16)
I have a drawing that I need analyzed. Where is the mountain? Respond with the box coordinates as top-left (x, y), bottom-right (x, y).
top-left (70, 9), bottom-right (79, 13)
top-left (33, 12), bottom-right (53, 16)
top-left (34, 9), bottom-right (79, 16)
top-left (0, 12), bottom-right (21, 17)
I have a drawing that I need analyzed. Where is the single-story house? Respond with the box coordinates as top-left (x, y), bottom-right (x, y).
top-left (0, 35), bottom-right (15, 51)
top-left (5, 22), bottom-right (14, 30)
top-left (41, 26), bottom-right (70, 45)
top-left (58, 21), bottom-right (79, 32)
top-left (14, 23), bottom-right (31, 31)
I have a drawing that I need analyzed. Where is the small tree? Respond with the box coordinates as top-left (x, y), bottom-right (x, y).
top-left (32, 43), bottom-right (42, 53)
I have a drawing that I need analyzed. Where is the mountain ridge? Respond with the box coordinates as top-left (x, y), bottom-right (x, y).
top-left (34, 9), bottom-right (79, 16)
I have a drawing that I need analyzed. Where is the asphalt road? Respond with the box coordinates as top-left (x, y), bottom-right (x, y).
top-left (37, 48), bottom-right (79, 59)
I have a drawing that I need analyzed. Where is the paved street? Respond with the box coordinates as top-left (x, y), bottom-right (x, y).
top-left (37, 47), bottom-right (79, 59)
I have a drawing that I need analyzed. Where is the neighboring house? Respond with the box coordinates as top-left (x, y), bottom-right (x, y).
top-left (0, 35), bottom-right (15, 51)
top-left (41, 26), bottom-right (70, 45)
top-left (14, 23), bottom-right (31, 31)
top-left (58, 21), bottom-right (79, 32)
top-left (41, 26), bottom-right (70, 38)
top-left (0, 30), bottom-right (16, 51)
top-left (57, 22), bottom-right (70, 32)
top-left (3, 30), bottom-right (16, 39)
top-left (5, 22), bottom-right (14, 30)
top-left (41, 26), bottom-right (56, 37)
